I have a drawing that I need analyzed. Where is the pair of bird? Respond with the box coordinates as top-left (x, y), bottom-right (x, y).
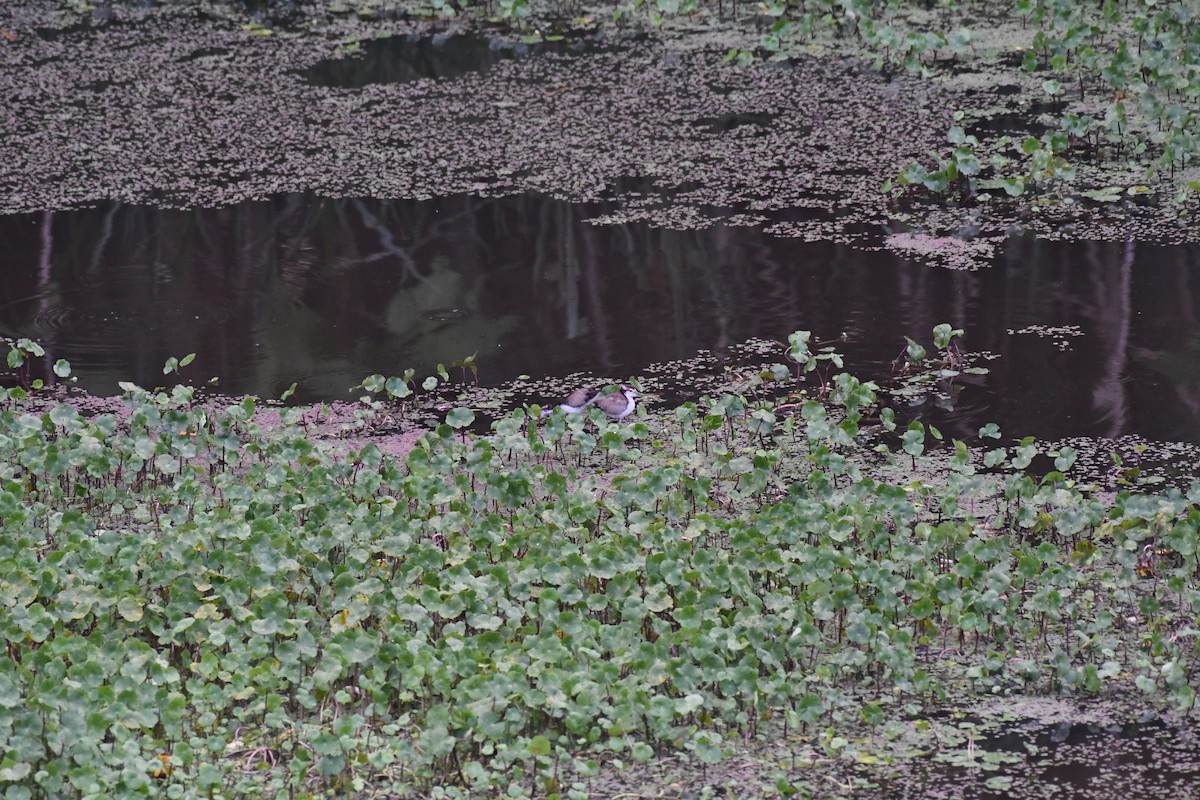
top-left (543, 384), bottom-right (638, 421)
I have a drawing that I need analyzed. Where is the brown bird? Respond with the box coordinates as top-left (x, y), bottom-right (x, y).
top-left (592, 385), bottom-right (638, 421)
top-left (542, 386), bottom-right (599, 417)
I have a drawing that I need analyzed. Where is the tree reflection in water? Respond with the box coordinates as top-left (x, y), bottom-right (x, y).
top-left (1, 194), bottom-right (1199, 443)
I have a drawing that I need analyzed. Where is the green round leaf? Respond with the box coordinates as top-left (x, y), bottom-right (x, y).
top-left (446, 407), bottom-right (475, 429)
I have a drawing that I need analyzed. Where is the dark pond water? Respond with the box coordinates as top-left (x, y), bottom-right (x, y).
top-left (2, 193), bottom-right (1200, 444)
top-left (965, 100), bottom-right (1058, 141)
top-left (888, 718), bottom-right (1200, 799)
top-left (303, 30), bottom-right (606, 88)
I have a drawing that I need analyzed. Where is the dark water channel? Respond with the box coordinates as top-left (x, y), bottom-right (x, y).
top-left (303, 30), bottom-right (607, 88)
top-left (2, 193), bottom-right (1200, 445)
top-left (889, 718), bottom-right (1200, 799)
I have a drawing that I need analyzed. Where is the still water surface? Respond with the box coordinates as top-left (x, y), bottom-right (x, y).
top-left (1, 193), bottom-right (1198, 444)
top-left (302, 30), bottom-right (607, 88)
top-left (893, 718), bottom-right (1200, 800)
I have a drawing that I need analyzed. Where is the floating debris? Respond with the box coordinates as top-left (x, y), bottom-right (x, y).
top-left (1008, 323), bottom-right (1084, 351)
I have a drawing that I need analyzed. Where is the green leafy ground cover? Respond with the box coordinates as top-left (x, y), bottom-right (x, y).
top-left (2, 334), bottom-right (1200, 798)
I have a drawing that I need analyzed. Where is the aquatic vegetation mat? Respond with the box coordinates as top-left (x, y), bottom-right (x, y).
top-left (4, 337), bottom-right (1200, 797)
top-left (0, 0), bottom-right (947, 237)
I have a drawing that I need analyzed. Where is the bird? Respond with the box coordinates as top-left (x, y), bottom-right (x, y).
top-left (592, 384), bottom-right (638, 421)
top-left (541, 386), bottom-right (599, 417)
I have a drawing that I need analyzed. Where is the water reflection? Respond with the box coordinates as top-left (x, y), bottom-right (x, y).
top-left (1, 193), bottom-right (1199, 443)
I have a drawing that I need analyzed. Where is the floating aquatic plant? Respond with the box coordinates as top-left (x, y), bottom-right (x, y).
top-left (2, 331), bottom-right (1200, 797)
